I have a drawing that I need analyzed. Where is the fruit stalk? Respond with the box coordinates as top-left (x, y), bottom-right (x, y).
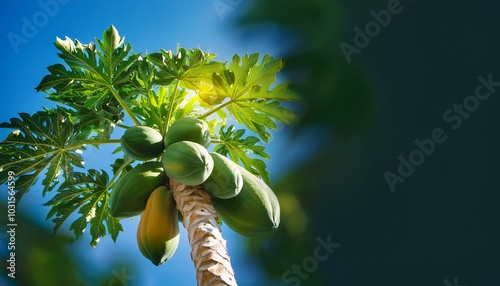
top-left (169, 178), bottom-right (237, 286)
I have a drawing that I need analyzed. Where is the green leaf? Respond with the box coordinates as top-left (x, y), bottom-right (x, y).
top-left (135, 56), bottom-right (155, 92)
top-left (53, 37), bottom-right (103, 79)
top-left (65, 107), bottom-right (119, 141)
top-left (35, 63), bottom-right (84, 93)
top-left (44, 169), bottom-right (122, 246)
top-left (214, 125), bottom-right (271, 184)
top-left (148, 48), bottom-right (222, 88)
top-left (201, 54), bottom-right (299, 142)
top-left (129, 85), bottom-right (192, 134)
top-left (0, 108), bottom-right (86, 200)
top-left (229, 53), bottom-right (260, 91)
top-left (36, 25), bottom-right (140, 122)
top-left (99, 25), bottom-right (124, 52)
top-left (96, 26), bottom-right (139, 85)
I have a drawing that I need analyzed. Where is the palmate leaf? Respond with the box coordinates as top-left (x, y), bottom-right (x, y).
top-left (35, 25), bottom-right (140, 111)
top-left (0, 108), bottom-right (86, 201)
top-left (147, 50), bottom-right (212, 129)
top-left (213, 125), bottom-right (271, 184)
top-left (44, 169), bottom-right (122, 246)
top-left (148, 48), bottom-right (223, 88)
top-left (202, 53), bottom-right (299, 142)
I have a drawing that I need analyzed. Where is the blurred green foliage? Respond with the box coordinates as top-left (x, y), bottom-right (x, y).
top-left (238, 1), bottom-right (500, 285)
top-left (0, 203), bottom-right (86, 286)
top-left (239, 0), bottom-right (372, 137)
top-left (0, 203), bottom-right (134, 286)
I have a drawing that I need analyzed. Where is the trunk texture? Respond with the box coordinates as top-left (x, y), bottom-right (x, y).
top-left (170, 178), bottom-right (237, 286)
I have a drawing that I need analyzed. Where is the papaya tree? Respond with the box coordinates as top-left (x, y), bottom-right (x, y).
top-left (0, 25), bottom-right (297, 285)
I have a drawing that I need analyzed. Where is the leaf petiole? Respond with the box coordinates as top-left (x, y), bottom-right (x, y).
top-left (107, 85), bottom-right (142, 126)
top-left (105, 157), bottom-right (134, 193)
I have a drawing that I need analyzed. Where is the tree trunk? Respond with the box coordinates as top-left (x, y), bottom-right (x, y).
top-left (170, 178), bottom-right (238, 286)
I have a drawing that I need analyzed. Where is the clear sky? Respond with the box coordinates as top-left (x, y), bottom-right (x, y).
top-left (0, 1), bottom-right (299, 285)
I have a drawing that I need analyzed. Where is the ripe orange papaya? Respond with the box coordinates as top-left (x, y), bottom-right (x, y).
top-left (137, 186), bottom-right (180, 266)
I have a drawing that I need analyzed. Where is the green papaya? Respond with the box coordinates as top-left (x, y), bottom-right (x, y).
top-left (164, 117), bottom-right (211, 149)
top-left (212, 166), bottom-right (280, 237)
top-left (109, 162), bottom-right (167, 218)
top-left (137, 186), bottom-right (180, 266)
top-left (161, 141), bottom-right (214, 186)
top-left (202, 152), bottom-right (243, 199)
top-left (121, 126), bottom-right (164, 161)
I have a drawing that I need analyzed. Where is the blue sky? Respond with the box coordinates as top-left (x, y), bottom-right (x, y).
top-left (0, 1), bottom-right (306, 285)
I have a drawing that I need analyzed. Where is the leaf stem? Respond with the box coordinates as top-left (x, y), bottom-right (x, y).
top-left (97, 116), bottom-right (130, 130)
top-left (198, 99), bottom-right (234, 120)
top-left (73, 139), bottom-right (122, 146)
top-left (105, 157), bottom-right (134, 192)
top-left (164, 80), bottom-right (181, 133)
top-left (146, 90), bottom-right (164, 135)
top-left (114, 123), bottom-right (130, 130)
top-left (107, 85), bottom-right (142, 126)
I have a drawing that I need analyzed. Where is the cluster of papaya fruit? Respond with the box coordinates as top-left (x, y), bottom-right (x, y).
top-left (109, 117), bottom-right (280, 265)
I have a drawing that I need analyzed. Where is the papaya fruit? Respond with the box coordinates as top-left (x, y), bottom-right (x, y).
top-left (161, 141), bottom-right (214, 186)
top-left (137, 186), bottom-right (180, 266)
top-left (211, 165), bottom-right (280, 237)
top-left (109, 162), bottom-right (167, 218)
top-left (202, 152), bottom-right (243, 199)
top-left (121, 126), bottom-right (164, 161)
top-left (164, 117), bottom-right (211, 149)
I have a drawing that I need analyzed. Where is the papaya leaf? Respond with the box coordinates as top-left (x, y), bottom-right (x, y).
top-left (136, 57), bottom-right (156, 92)
top-left (35, 63), bottom-right (93, 94)
top-left (201, 54), bottom-right (299, 142)
top-left (53, 37), bottom-right (102, 77)
top-left (0, 108), bottom-right (88, 201)
top-left (95, 26), bottom-right (140, 86)
top-left (173, 89), bottom-right (198, 119)
top-left (36, 25), bottom-right (140, 114)
top-left (213, 125), bottom-right (271, 184)
top-left (130, 95), bottom-right (160, 129)
top-left (148, 48), bottom-right (222, 88)
top-left (44, 169), bottom-right (122, 246)
top-left (50, 99), bottom-right (120, 140)
top-left (129, 85), bottom-right (192, 133)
